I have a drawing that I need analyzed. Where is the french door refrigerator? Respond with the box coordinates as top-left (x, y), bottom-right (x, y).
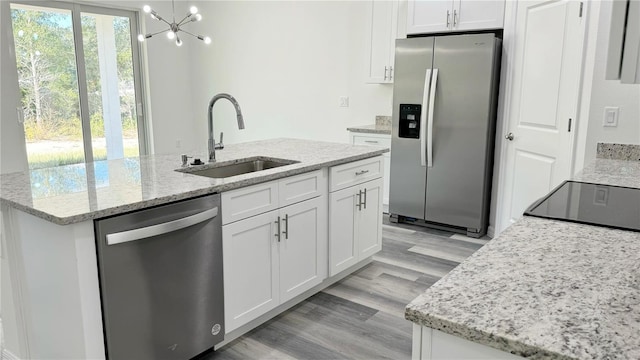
top-left (389, 33), bottom-right (501, 238)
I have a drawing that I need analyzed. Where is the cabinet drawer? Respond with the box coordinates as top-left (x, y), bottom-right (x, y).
top-left (353, 135), bottom-right (391, 148)
top-left (329, 156), bottom-right (383, 192)
top-left (278, 169), bottom-right (327, 208)
top-left (221, 181), bottom-right (279, 225)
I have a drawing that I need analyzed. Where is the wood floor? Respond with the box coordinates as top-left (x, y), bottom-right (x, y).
top-left (201, 216), bottom-right (488, 360)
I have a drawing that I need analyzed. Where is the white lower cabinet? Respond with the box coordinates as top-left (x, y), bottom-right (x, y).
top-left (329, 177), bottom-right (383, 276)
top-left (223, 195), bottom-right (327, 333)
top-left (350, 132), bottom-right (391, 212)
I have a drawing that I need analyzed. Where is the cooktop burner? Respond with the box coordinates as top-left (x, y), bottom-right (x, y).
top-left (524, 181), bottom-right (640, 232)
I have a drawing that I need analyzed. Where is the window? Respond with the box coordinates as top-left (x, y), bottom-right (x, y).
top-left (10, 1), bottom-right (147, 169)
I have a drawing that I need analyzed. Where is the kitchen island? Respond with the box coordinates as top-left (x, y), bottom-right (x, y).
top-left (405, 155), bottom-right (640, 359)
top-left (0, 138), bottom-right (388, 359)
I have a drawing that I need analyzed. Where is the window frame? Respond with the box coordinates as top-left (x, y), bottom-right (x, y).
top-left (9, 0), bottom-right (149, 164)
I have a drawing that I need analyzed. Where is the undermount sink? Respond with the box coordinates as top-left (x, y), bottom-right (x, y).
top-left (180, 157), bottom-right (299, 179)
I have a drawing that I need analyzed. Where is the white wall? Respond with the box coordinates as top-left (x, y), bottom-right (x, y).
top-left (187, 0), bottom-right (392, 155)
top-left (577, 0), bottom-right (640, 168)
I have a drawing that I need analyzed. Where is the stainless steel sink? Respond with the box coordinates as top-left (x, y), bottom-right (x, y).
top-left (180, 158), bottom-right (298, 179)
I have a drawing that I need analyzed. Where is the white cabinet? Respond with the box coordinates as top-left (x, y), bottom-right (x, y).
top-left (407, 0), bottom-right (505, 35)
top-left (222, 170), bottom-right (328, 333)
top-left (365, 0), bottom-right (398, 83)
top-left (412, 325), bottom-right (524, 359)
top-left (350, 132), bottom-right (391, 212)
top-left (278, 197), bottom-right (327, 303)
top-left (329, 157), bottom-right (383, 277)
top-left (222, 210), bottom-right (280, 332)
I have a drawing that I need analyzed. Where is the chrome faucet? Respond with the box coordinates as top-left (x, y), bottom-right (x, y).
top-left (208, 93), bottom-right (245, 162)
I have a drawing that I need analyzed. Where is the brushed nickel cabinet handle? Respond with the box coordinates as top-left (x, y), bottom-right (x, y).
top-left (355, 170), bottom-right (369, 176)
top-left (275, 216), bottom-right (281, 242)
top-left (356, 190), bottom-right (362, 211)
top-left (364, 140), bottom-right (379, 144)
top-left (363, 188), bottom-right (367, 209)
top-left (282, 214), bottom-right (289, 240)
top-left (446, 10), bottom-right (451, 28)
top-left (453, 9), bottom-right (458, 27)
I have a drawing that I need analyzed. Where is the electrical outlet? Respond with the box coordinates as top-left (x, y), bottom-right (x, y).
top-left (339, 96), bottom-right (349, 107)
top-left (603, 107), bottom-right (619, 127)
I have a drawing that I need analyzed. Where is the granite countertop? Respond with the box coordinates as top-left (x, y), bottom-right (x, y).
top-left (0, 138), bottom-right (388, 225)
top-left (346, 123), bottom-right (392, 135)
top-left (405, 157), bottom-right (640, 359)
top-left (347, 115), bottom-right (392, 135)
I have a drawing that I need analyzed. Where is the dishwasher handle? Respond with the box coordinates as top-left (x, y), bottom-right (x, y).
top-left (106, 207), bottom-right (218, 245)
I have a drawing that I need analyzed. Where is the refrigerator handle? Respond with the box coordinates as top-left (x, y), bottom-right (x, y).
top-left (420, 69), bottom-right (432, 167)
top-left (427, 68), bottom-right (438, 168)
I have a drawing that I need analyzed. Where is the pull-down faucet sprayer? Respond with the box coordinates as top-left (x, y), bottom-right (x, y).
top-left (207, 93), bottom-right (245, 162)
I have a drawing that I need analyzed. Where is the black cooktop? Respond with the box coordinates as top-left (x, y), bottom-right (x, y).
top-left (524, 181), bottom-right (640, 232)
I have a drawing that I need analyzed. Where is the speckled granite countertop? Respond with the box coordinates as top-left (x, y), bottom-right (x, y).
top-left (0, 138), bottom-right (387, 225)
top-left (346, 124), bottom-right (392, 135)
top-left (406, 158), bottom-right (640, 359)
top-left (347, 115), bottom-right (392, 135)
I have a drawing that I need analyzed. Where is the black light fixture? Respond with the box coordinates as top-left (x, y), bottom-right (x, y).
top-left (138, 0), bottom-right (211, 47)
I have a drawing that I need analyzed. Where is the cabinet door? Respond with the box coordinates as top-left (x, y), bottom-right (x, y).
top-left (452, 0), bottom-right (505, 31)
top-left (357, 178), bottom-right (383, 259)
top-left (278, 196), bottom-right (328, 303)
top-left (329, 187), bottom-right (358, 276)
top-left (222, 210), bottom-right (279, 333)
top-left (407, 0), bottom-right (453, 35)
top-left (365, 0), bottom-right (398, 83)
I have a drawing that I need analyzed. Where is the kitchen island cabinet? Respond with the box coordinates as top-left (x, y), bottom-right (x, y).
top-left (406, 157), bottom-right (640, 359)
top-left (0, 138), bottom-right (388, 359)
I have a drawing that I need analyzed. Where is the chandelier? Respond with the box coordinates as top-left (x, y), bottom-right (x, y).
top-left (138, 0), bottom-right (211, 47)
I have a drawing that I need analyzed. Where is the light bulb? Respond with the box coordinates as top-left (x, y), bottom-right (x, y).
top-left (143, 5), bottom-right (151, 13)
top-left (176, 36), bottom-right (183, 47)
top-left (167, 31), bottom-right (176, 40)
top-left (137, 34), bottom-right (145, 42)
top-left (194, 13), bottom-right (202, 21)
top-left (190, 6), bottom-right (198, 14)
top-left (204, 36), bottom-right (211, 44)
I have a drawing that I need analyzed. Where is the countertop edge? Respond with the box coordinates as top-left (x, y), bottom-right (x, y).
top-left (3, 150), bottom-right (387, 225)
top-left (404, 307), bottom-right (573, 360)
top-left (346, 126), bottom-right (392, 135)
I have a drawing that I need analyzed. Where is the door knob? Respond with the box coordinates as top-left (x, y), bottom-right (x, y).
top-left (505, 133), bottom-right (514, 141)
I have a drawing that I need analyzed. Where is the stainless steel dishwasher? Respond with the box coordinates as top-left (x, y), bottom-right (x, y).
top-left (95, 194), bottom-right (223, 360)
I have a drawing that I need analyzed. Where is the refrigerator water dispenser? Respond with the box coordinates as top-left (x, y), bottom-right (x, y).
top-left (399, 104), bottom-right (421, 138)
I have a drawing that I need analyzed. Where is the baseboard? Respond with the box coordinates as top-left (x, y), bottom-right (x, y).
top-left (487, 225), bottom-right (495, 239)
top-left (2, 349), bottom-right (20, 360)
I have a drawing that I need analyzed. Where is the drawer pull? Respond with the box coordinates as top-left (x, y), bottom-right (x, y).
top-left (364, 140), bottom-right (379, 144)
top-left (355, 170), bottom-right (369, 176)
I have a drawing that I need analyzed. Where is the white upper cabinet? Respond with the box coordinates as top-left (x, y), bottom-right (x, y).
top-left (407, 0), bottom-right (453, 34)
top-left (407, 0), bottom-right (505, 35)
top-left (365, 0), bottom-right (399, 83)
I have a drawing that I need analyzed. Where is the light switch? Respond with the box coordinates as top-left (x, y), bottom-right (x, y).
top-left (603, 107), bottom-right (619, 127)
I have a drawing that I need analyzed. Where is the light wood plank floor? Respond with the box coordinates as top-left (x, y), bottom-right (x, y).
top-left (201, 216), bottom-right (488, 360)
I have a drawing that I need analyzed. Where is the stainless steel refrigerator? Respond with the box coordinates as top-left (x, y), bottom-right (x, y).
top-left (389, 33), bottom-right (501, 238)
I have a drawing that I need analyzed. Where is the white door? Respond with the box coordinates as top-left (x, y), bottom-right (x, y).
top-left (453, 0), bottom-right (505, 31)
top-left (222, 210), bottom-right (279, 333)
top-left (500, 0), bottom-right (585, 231)
top-left (278, 196), bottom-right (327, 303)
top-left (357, 178), bottom-right (383, 259)
top-left (407, 0), bottom-right (453, 35)
top-left (329, 187), bottom-right (358, 276)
